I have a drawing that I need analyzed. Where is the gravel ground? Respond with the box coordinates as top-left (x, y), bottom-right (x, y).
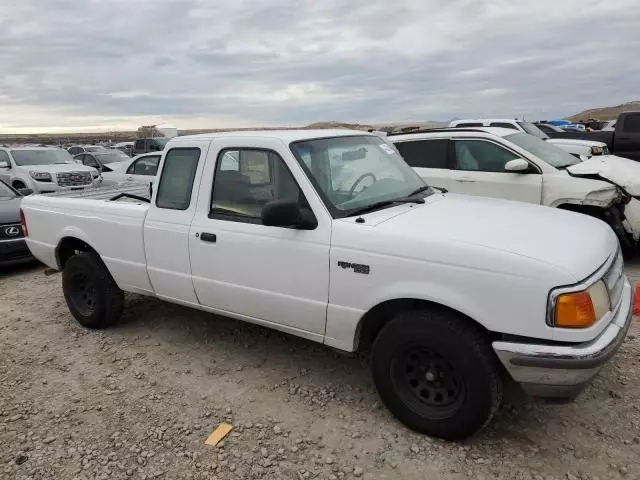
top-left (1, 262), bottom-right (639, 480)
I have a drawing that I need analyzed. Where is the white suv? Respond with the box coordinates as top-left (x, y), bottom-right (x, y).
top-left (0, 147), bottom-right (102, 194)
top-left (449, 119), bottom-right (609, 159)
top-left (391, 127), bottom-right (640, 249)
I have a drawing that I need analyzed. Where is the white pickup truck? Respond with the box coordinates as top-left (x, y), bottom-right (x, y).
top-left (22, 130), bottom-right (632, 440)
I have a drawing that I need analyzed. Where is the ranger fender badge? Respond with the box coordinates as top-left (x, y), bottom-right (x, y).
top-left (337, 261), bottom-right (370, 275)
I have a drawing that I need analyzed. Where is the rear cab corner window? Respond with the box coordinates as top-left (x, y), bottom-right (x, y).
top-left (155, 148), bottom-right (201, 210)
top-left (209, 148), bottom-right (308, 224)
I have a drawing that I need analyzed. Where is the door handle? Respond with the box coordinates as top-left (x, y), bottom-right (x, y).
top-left (200, 232), bottom-right (217, 243)
top-left (455, 177), bottom-right (476, 183)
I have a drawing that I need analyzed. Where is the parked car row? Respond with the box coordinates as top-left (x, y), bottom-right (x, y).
top-left (391, 127), bottom-right (640, 249)
top-left (20, 129), bottom-right (632, 441)
top-left (449, 118), bottom-right (610, 159)
top-left (540, 111), bottom-right (640, 162)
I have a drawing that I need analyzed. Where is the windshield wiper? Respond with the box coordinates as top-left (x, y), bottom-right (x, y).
top-left (406, 185), bottom-right (433, 197)
top-left (348, 196), bottom-right (425, 217)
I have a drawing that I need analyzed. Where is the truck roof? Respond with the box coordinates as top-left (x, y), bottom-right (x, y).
top-left (171, 129), bottom-right (372, 143)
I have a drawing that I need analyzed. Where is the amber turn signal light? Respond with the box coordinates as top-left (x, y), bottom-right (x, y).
top-left (554, 291), bottom-right (596, 328)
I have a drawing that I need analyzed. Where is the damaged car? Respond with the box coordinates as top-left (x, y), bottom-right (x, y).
top-left (391, 127), bottom-right (640, 250)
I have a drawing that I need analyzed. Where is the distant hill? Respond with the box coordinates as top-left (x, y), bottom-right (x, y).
top-left (568, 101), bottom-right (640, 122)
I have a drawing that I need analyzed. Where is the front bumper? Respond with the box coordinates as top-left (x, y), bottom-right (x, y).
top-left (492, 276), bottom-right (632, 399)
top-left (0, 238), bottom-right (34, 267)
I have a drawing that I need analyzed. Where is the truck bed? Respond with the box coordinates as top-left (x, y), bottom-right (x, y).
top-left (22, 184), bottom-right (153, 294)
top-left (43, 183), bottom-right (151, 201)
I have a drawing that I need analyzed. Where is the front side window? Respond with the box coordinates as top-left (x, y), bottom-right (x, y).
top-left (155, 148), bottom-right (200, 210)
top-left (127, 156), bottom-right (160, 175)
top-left (0, 179), bottom-right (17, 198)
top-left (83, 155), bottom-right (100, 168)
top-left (94, 152), bottom-right (129, 164)
top-left (505, 132), bottom-right (580, 169)
top-left (10, 149), bottom-right (75, 166)
top-left (210, 148), bottom-right (304, 223)
top-left (394, 139), bottom-right (449, 169)
top-left (290, 135), bottom-right (428, 218)
top-left (453, 140), bottom-right (521, 172)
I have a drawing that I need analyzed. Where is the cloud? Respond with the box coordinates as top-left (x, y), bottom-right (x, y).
top-left (0, 0), bottom-right (638, 132)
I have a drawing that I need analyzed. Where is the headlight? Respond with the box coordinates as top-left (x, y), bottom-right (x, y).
top-left (590, 146), bottom-right (604, 156)
top-left (29, 171), bottom-right (52, 182)
top-left (552, 280), bottom-right (610, 328)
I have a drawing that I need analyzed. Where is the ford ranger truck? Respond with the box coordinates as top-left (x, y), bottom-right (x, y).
top-left (21, 130), bottom-right (632, 440)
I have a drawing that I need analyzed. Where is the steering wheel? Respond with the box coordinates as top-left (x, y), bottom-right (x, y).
top-left (348, 173), bottom-right (377, 198)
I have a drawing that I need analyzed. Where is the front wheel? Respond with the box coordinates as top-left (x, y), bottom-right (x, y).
top-left (62, 252), bottom-right (124, 329)
top-left (371, 309), bottom-right (502, 440)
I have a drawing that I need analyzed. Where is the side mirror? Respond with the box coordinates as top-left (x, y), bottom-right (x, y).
top-left (0, 161), bottom-right (9, 168)
top-left (18, 188), bottom-right (34, 196)
top-left (261, 200), bottom-right (317, 230)
top-left (504, 159), bottom-right (530, 173)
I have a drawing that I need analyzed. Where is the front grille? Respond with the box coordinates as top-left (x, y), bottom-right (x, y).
top-left (56, 171), bottom-right (92, 187)
top-left (0, 223), bottom-right (23, 241)
top-left (603, 249), bottom-right (624, 309)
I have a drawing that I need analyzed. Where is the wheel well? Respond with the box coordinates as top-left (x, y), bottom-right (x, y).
top-left (556, 203), bottom-right (604, 218)
top-left (56, 237), bottom-right (98, 268)
top-left (12, 180), bottom-right (26, 189)
top-left (354, 298), bottom-right (491, 352)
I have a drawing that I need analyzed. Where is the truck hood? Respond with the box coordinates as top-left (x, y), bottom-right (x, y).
top-left (548, 138), bottom-right (607, 148)
top-left (19, 164), bottom-right (97, 174)
top-left (359, 194), bottom-right (616, 281)
top-left (567, 155), bottom-right (640, 196)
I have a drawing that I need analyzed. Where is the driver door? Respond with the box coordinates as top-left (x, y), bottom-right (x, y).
top-left (188, 138), bottom-right (331, 336)
top-left (448, 139), bottom-right (542, 204)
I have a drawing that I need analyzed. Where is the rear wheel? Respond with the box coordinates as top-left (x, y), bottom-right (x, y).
top-left (62, 252), bottom-right (123, 328)
top-left (371, 309), bottom-right (502, 440)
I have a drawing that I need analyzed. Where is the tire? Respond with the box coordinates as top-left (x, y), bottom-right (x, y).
top-left (371, 308), bottom-right (502, 440)
top-left (62, 252), bottom-right (124, 329)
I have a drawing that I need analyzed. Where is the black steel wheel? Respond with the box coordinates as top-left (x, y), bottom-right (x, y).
top-left (392, 347), bottom-right (465, 419)
top-left (62, 252), bottom-right (123, 329)
top-left (67, 272), bottom-right (98, 317)
top-left (371, 308), bottom-right (502, 440)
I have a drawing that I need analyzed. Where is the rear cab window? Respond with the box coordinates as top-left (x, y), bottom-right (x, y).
top-left (155, 148), bottom-right (201, 210)
top-left (622, 114), bottom-right (640, 133)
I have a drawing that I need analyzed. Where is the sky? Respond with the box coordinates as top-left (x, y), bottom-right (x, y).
top-left (0, 0), bottom-right (638, 133)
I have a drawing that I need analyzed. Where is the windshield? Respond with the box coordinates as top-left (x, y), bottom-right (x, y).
top-left (505, 132), bottom-right (581, 169)
top-left (0, 180), bottom-right (17, 198)
top-left (94, 152), bottom-right (129, 164)
top-left (517, 121), bottom-right (549, 139)
top-left (290, 135), bottom-right (429, 217)
top-left (11, 149), bottom-right (75, 166)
